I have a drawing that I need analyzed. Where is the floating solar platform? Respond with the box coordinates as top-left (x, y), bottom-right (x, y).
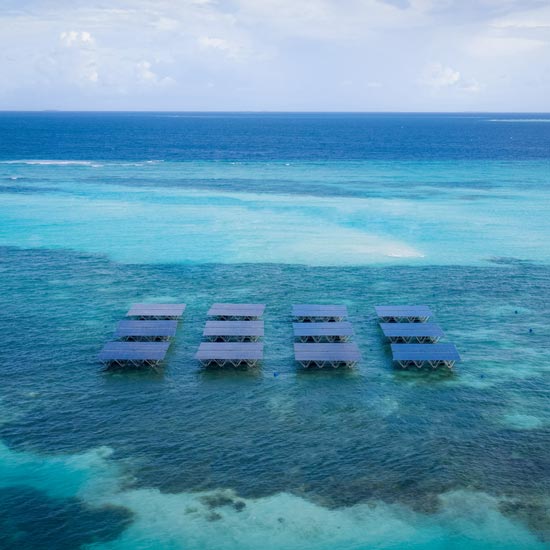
top-left (292, 305), bottom-right (348, 322)
top-left (391, 343), bottom-right (461, 369)
top-left (293, 322), bottom-right (354, 342)
top-left (375, 305), bottom-right (433, 323)
top-left (379, 323), bottom-right (444, 343)
top-left (207, 303), bottom-right (265, 320)
top-left (294, 343), bottom-right (361, 368)
top-left (203, 320), bottom-right (264, 341)
top-left (98, 341), bottom-right (170, 368)
top-left (115, 320), bottom-right (178, 341)
top-left (195, 342), bottom-right (264, 367)
top-left (126, 303), bottom-right (186, 320)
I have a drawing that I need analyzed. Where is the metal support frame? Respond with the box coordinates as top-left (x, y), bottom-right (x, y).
top-left (205, 335), bottom-right (261, 342)
top-left (298, 335), bottom-right (350, 343)
top-left (388, 335), bottom-right (440, 344)
top-left (380, 315), bottom-right (429, 323)
top-left (396, 359), bottom-right (455, 370)
top-left (294, 315), bottom-right (345, 323)
top-left (213, 315), bottom-right (261, 321)
top-left (199, 358), bottom-right (261, 368)
top-left (299, 359), bottom-right (357, 369)
top-left (101, 358), bottom-right (163, 372)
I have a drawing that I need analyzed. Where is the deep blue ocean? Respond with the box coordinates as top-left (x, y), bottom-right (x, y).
top-left (0, 112), bottom-right (549, 549)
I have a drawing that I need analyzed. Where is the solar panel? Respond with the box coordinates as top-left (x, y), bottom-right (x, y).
top-left (195, 342), bottom-right (264, 364)
top-left (294, 343), bottom-right (361, 361)
top-left (98, 341), bottom-right (170, 362)
top-left (115, 320), bottom-right (178, 338)
top-left (391, 343), bottom-right (461, 362)
top-left (203, 320), bottom-right (264, 337)
top-left (379, 322), bottom-right (444, 342)
top-left (126, 303), bottom-right (186, 319)
top-left (207, 303), bottom-right (265, 318)
top-left (293, 322), bottom-right (354, 337)
top-left (292, 304), bottom-right (348, 320)
top-left (375, 305), bottom-right (432, 321)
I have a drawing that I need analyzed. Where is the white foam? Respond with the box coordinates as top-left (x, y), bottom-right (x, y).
top-left (0, 159), bottom-right (99, 166)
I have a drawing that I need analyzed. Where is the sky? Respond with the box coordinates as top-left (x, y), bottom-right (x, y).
top-left (0, 0), bottom-right (549, 111)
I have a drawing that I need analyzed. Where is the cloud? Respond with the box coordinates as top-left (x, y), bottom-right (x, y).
top-left (60, 30), bottom-right (94, 48)
top-left (420, 62), bottom-right (481, 94)
top-left (421, 62), bottom-right (461, 88)
top-left (135, 60), bottom-right (175, 86)
top-left (197, 36), bottom-right (244, 59)
top-left (56, 30), bottom-right (100, 85)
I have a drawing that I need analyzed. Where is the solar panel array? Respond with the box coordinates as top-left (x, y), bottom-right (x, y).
top-left (292, 305), bottom-right (361, 368)
top-left (196, 304), bottom-right (265, 367)
top-left (98, 303), bottom-right (185, 369)
top-left (97, 302), bottom-right (462, 372)
top-left (375, 305), bottom-right (460, 369)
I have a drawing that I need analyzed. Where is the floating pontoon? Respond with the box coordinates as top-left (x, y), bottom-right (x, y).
top-left (293, 322), bottom-right (354, 342)
top-left (294, 343), bottom-right (361, 368)
top-left (375, 305), bottom-right (432, 323)
top-left (379, 323), bottom-right (444, 343)
top-left (114, 320), bottom-right (178, 341)
top-left (98, 341), bottom-right (170, 369)
top-left (195, 342), bottom-right (264, 367)
top-left (292, 305), bottom-right (348, 322)
top-left (207, 303), bottom-right (265, 320)
top-left (390, 343), bottom-right (461, 369)
top-left (203, 320), bottom-right (264, 342)
top-left (126, 303), bottom-right (186, 320)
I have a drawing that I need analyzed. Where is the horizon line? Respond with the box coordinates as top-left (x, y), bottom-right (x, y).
top-left (1, 109), bottom-right (550, 115)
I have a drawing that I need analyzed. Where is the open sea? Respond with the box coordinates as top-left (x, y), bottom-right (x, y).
top-left (0, 112), bottom-right (549, 549)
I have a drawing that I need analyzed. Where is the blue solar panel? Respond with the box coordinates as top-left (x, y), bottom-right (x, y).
top-left (391, 343), bottom-right (461, 362)
top-left (207, 304), bottom-right (265, 318)
top-left (380, 323), bottom-right (444, 338)
top-left (203, 321), bottom-right (264, 337)
top-left (375, 305), bottom-right (433, 319)
top-left (126, 303), bottom-right (186, 318)
top-left (115, 320), bottom-right (178, 338)
top-left (294, 343), bottom-right (361, 361)
top-left (98, 341), bottom-right (170, 362)
top-left (293, 322), bottom-right (354, 337)
top-left (292, 305), bottom-right (348, 317)
top-left (195, 342), bottom-right (264, 361)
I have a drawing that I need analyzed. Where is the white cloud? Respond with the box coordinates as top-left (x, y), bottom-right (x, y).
top-left (135, 60), bottom-right (174, 86)
top-left (420, 63), bottom-right (482, 95)
top-left (421, 62), bottom-right (461, 88)
top-left (198, 36), bottom-right (237, 55)
top-left (60, 30), bottom-right (94, 48)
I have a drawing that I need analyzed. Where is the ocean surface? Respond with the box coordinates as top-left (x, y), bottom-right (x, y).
top-left (0, 112), bottom-right (549, 549)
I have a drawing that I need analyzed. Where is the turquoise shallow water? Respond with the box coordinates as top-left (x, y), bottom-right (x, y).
top-left (0, 113), bottom-right (549, 549)
top-left (2, 159), bottom-right (550, 265)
